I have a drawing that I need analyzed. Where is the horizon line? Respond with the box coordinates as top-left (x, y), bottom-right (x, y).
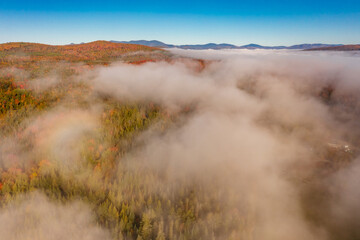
top-left (1, 40), bottom-right (359, 47)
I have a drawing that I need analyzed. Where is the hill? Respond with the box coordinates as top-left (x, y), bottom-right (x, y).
top-left (305, 44), bottom-right (360, 51)
top-left (111, 40), bottom-right (175, 48)
top-left (0, 41), bottom-right (164, 66)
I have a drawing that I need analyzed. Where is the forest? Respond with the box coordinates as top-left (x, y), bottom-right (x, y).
top-left (0, 41), bottom-right (360, 240)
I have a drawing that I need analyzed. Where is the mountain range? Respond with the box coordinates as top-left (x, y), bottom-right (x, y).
top-left (305, 44), bottom-right (360, 51)
top-left (111, 40), bottom-right (344, 50)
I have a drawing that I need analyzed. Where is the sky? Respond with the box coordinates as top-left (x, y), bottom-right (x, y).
top-left (1, 0), bottom-right (360, 45)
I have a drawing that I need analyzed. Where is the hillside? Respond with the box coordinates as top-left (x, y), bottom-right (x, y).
top-left (0, 41), bottom-right (166, 67)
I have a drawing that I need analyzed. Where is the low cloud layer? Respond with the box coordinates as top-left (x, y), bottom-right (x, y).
top-left (91, 49), bottom-right (360, 239)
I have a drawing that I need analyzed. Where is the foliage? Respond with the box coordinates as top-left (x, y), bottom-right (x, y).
top-left (0, 42), bottom-right (245, 240)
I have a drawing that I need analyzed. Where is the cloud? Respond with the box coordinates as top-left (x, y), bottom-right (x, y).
top-left (0, 192), bottom-right (111, 240)
top-left (88, 49), bottom-right (360, 239)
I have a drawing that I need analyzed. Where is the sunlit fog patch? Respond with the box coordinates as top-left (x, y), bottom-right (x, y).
top-left (0, 192), bottom-right (111, 240)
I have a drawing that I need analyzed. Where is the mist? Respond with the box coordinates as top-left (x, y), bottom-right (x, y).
top-left (0, 192), bottom-right (111, 240)
top-left (91, 49), bottom-right (360, 239)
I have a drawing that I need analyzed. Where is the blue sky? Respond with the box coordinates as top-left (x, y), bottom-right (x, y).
top-left (1, 0), bottom-right (360, 45)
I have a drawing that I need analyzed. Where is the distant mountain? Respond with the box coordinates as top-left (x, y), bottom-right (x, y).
top-left (239, 44), bottom-right (286, 49)
top-left (111, 40), bottom-right (175, 48)
top-left (305, 44), bottom-right (360, 51)
top-left (287, 43), bottom-right (342, 50)
top-left (114, 40), bottom-right (343, 50)
top-left (177, 43), bottom-right (238, 50)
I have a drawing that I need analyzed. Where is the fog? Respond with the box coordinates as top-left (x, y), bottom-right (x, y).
top-left (0, 192), bottom-right (111, 240)
top-left (1, 49), bottom-right (360, 239)
top-left (92, 49), bottom-right (360, 239)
